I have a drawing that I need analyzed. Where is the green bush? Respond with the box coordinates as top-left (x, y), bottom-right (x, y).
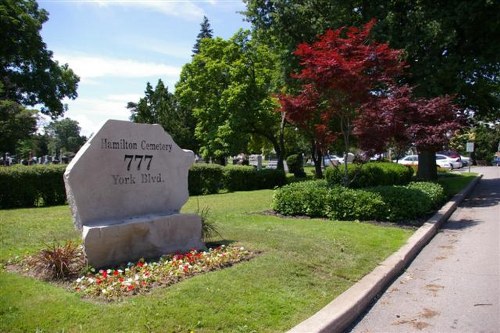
top-left (325, 162), bottom-right (413, 188)
top-left (407, 181), bottom-right (446, 208)
top-left (272, 180), bottom-right (329, 217)
top-left (223, 165), bottom-right (257, 191)
top-left (368, 185), bottom-right (433, 222)
top-left (325, 187), bottom-right (386, 221)
top-left (188, 163), bottom-right (224, 195)
top-left (254, 168), bottom-right (287, 189)
top-left (223, 165), bottom-right (286, 192)
top-left (272, 180), bottom-right (442, 223)
top-left (286, 154), bottom-right (306, 178)
top-left (0, 165), bottom-right (67, 209)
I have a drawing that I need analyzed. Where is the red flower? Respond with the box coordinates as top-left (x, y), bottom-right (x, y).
top-left (113, 270), bottom-right (119, 276)
top-left (127, 285), bottom-right (134, 291)
top-left (96, 278), bottom-right (102, 285)
top-left (183, 265), bottom-right (189, 273)
top-left (137, 261), bottom-right (144, 268)
top-left (102, 271), bottom-right (108, 278)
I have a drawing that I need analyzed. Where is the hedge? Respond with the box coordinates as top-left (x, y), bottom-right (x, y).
top-left (272, 180), bottom-right (445, 223)
top-left (271, 180), bottom-right (329, 217)
top-left (325, 162), bottom-right (413, 188)
top-left (0, 165), bottom-right (67, 209)
top-left (188, 163), bottom-right (224, 195)
top-left (0, 163), bottom-right (287, 208)
top-left (224, 165), bottom-right (286, 192)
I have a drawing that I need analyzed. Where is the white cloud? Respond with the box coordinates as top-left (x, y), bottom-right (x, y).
top-left (88, 0), bottom-right (205, 20)
top-left (127, 37), bottom-right (192, 59)
top-left (55, 54), bottom-right (181, 81)
top-left (63, 94), bottom-right (141, 136)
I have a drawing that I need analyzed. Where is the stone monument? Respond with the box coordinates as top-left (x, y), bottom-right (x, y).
top-left (64, 120), bottom-right (203, 268)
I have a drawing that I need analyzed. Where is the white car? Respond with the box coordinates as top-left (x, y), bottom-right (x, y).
top-left (394, 155), bottom-right (418, 166)
top-left (323, 155), bottom-right (343, 167)
top-left (436, 154), bottom-right (461, 169)
top-left (394, 154), bottom-right (454, 169)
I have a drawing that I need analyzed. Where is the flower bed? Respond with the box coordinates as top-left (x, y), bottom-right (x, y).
top-left (73, 245), bottom-right (252, 300)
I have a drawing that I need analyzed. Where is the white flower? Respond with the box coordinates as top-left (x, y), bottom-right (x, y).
top-left (102, 289), bottom-right (107, 294)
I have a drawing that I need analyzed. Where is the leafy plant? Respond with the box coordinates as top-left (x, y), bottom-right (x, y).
top-left (196, 200), bottom-right (222, 242)
top-left (407, 181), bottom-right (446, 208)
top-left (25, 241), bottom-right (86, 280)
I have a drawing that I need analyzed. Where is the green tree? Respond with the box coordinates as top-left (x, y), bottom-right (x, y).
top-left (44, 118), bottom-right (86, 156)
top-left (243, 0), bottom-right (499, 120)
top-left (472, 123), bottom-right (500, 163)
top-left (129, 79), bottom-right (198, 151)
top-left (0, 98), bottom-right (37, 159)
top-left (192, 16), bottom-right (214, 55)
top-left (176, 30), bottom-right (284, 167)
top-left (1, 0), bottom-right (79, 118)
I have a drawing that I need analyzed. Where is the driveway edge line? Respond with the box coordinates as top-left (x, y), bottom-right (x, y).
top-left (287, 173), bottom-right (483, 333)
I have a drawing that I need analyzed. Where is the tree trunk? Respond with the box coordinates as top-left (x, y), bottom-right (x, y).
top-left (417, 150), bottom-right (437, 181)
top-left (311, 140), bottom-right (323, 178)
top-left (276, 113), bottom-right (286, 170)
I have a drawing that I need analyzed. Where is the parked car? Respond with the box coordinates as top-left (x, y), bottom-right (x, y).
top-left (460, 156), bottom-right (470, 167)
top-left (492, 156), bottom-right (500, 166)
top-left (436, 154), bottom-right (461, 169)
top-left (394, 154), bottom-right (454, 169)
top-left (323, 155), bottom-right (343, 167)
top-left (438, 150), bottom-right (463, 169)
top-left (394, 155), bottom-right (418, 166)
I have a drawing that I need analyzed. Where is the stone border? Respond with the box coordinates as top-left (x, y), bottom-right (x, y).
top-left (287, 174), bottom-right (483, 333)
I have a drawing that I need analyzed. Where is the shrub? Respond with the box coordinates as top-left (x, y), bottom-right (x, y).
top-left (188, 163), bottom-right (224, 195)
top-left (223, 165), bottom-right (257, 191)
top-left (286, 154), bottom-right (306, 178)
top-left (325, 187), bottom-right (386, 221)
top-left (254, 168), bottom-right (286, 189)
top-left (325, 162), bottom-right (413, 188)
top-left (368, 185), bottom-right (433, 222)
top-left (0, 164), bottom-right (67, 209)
top-left (272, 180), bottom-right (329, 217)
top-left (224, 165), bottom-right (286, 192)
top-left (407, 181), bottom-right (446, 208)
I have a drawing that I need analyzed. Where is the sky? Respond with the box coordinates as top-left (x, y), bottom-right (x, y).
top-left (38, 0), bottom-right (250, 137)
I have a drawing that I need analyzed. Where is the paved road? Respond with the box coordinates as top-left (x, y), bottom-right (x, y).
top-left (349, 166), bottom-right (500, 333)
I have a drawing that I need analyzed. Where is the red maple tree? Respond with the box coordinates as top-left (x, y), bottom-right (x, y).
top-left (279, 19), bottom-right (462, 181)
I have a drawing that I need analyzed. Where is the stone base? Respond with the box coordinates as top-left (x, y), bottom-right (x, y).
top-left (82, 214), bottom-right (204, 268)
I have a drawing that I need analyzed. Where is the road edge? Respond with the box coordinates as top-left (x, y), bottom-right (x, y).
top-left (287, 173), bottom-right (483, 333)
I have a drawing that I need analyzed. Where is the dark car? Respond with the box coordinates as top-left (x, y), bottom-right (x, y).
top-left (492, 156), bottom-right (500, 166)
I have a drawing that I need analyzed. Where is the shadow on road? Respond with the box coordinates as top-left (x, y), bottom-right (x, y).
top-left (461, 178), bottom-right (499, 208)
top-left (441, 218), bottom-right (480, 231)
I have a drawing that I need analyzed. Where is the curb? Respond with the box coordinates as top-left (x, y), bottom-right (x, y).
top-left (287, 174), bottom-right (483, 333)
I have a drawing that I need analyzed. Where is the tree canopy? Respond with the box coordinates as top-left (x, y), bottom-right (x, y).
top-left (192, 16), bottom-right (214, 55)
top-left (0, 0), bottom-right (79, 118)
top-left (280, 20), bottom-right (462, 180)
top-left (44, 118), bottom-right (86, 155)
top-left (128, 79), bottom-right (198, 151)
top-left (243, 0), bottom-right (499, 121)
top-left (176, 30), bottom-right (283, 165)
top-left (0, 99), bottom-right (37, 157)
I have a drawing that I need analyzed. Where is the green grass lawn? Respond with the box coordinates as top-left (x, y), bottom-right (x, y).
top-left (0, 173), bottom-right (476, 332)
